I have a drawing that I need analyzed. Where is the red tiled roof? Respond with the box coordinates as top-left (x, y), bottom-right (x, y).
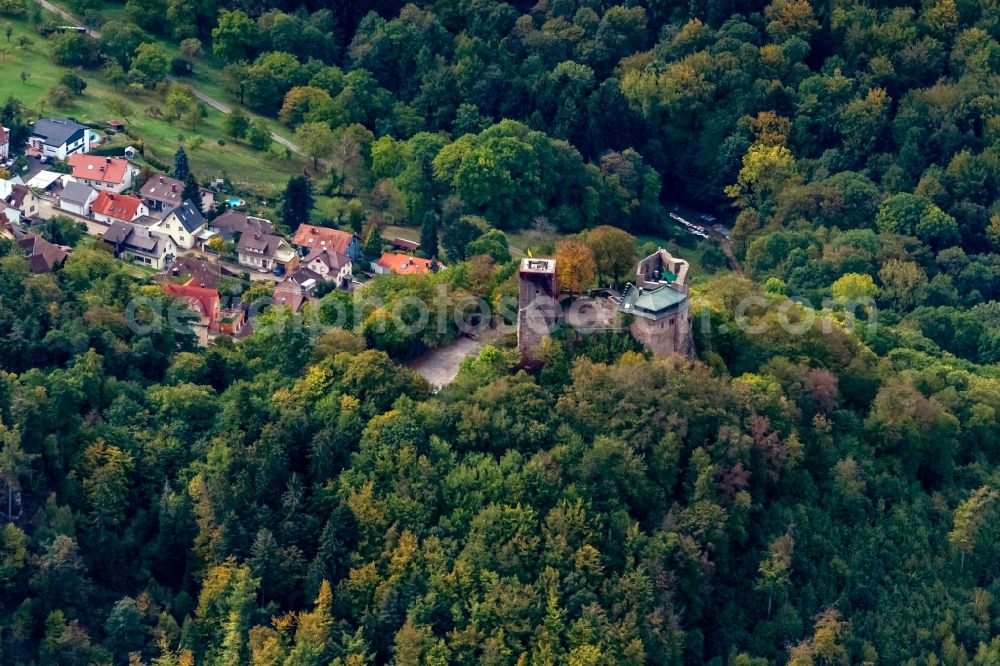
top-left (378, 252), bottom-right (434, 275)
top-left (290, 224), bottom-right (356, 254)
top-left (67, 154), bottom-right (130, 185)
top-left (392, 237), bottom-right (420, 251)
top-left (163, 281), bottom-right (221, 328)
top-left (273, 279), bottom-right (306, 312)
top-left (92, 191), bottom-right (142, 222)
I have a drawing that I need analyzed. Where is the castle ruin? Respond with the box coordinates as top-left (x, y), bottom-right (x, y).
top-left (516, 248), bottom-right (694, 359)
top-left (618, 248), bottom-right (693, 357)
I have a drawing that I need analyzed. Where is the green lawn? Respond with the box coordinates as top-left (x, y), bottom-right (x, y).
top-left (121, 261), bottom-right (157, 279)
top-left (0, 12), bottom-right (304, 196)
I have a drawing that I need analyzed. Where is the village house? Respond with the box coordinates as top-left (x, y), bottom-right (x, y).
top-left (273, 267), bottom-right (323, 312)
top-left (139, 175), bottom-right (184, 216)
top-left (91, 191), bottom-right (147, 225)
top-left (149, 201), bottom-right (206, 250)
top-left (0, 177), bottom-right (22, 198)
top-left (67, 154), bottom-right (138, 193)
top-left (303, 247), bottom-right (352, 287)
top-left (158, 259), bottom-right (246, 338)
top-left (0, 201), bottom-right (16, 226)
top-left (29, 118), bottom-right (94, 160)
top-left (102, 221), bottom-right (176, 269)
top-left (0, 126), bottom-right (9, 163)
top-left (162, 281), bottom-right (221, 329)
top-left (290, 224), bottom-right (360, 262)
top-left (58, 181), bottom-right (97, 217)
top-left (156, 256), bottom-right (235, 290)
top-left (0, 201), bottom-right (18, 226)
top-left (210, 210), bottom-right (274, 242)
top-left (237, 231), bottom-right (299, 274)
top-left (19, 233), bottom-right (68, 273)
top-left (374, 252), bottom-right (436, 276)
top-left (6, 184), bottom-right (39, 220)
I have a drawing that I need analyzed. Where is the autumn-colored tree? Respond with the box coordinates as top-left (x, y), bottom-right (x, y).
top-left (754, 530), bottom-right (794, 617)
top-left (749, 110), bottom-right (791, 146)
top-left (80, 439), bottom-right (133, 537)
top-left (878, 259), bottom-right (927, 309)
top-left (725, 143), bottom-right (797, 214)
top-left (948, 485), bottom-right (999, 571)
top-left (285, 580), bottom-right (335, 665)
top-left (555, 238), bottom-right (596, 295)
top-left (764, 0), bottom-right (820, 42)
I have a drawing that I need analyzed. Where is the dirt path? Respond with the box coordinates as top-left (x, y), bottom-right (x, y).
top-left (33, 0), bottom-right (301, 155)
top-left (716, 235), bottom-right (742, 274)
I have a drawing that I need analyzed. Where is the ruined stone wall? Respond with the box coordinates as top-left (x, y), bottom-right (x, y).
top-left (629, 305), bottom-right (694, 358)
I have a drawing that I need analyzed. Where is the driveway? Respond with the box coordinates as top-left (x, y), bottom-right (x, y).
top-left (191, 252), bottom-right (284, 283)
top-left (35, 196), bottom-right (109, 236)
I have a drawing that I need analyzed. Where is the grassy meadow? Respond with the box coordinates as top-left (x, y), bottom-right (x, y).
top-left (0, 10), bottom-right (306, 197)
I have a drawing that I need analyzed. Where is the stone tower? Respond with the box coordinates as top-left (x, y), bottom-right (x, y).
top-left (517, 258), bottom-right (559, 360)
top-left (618, 248), bottom-right (694, 357)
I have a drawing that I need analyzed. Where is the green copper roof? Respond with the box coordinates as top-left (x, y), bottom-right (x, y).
top-left (619, 283), bottom-right (687, 319)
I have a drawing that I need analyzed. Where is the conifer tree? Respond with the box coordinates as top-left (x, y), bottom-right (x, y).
top-left (173, 146), bottom-right (189, 181)
top-left (419, 212), bottom-right (438, 259)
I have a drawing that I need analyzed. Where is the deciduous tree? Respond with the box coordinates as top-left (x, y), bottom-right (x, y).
top-left (555, 238), bottom-right (596, 295)
top-left (295, 122), bottom-right (335, 171)
top-left (585, 225), bottom-right (635, 286)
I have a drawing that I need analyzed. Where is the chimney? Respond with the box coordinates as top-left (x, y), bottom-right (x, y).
top-left (171, 184), bottom-right (176, 193)
top-left (158, 176), bottom-right (163, 183)
top-left (106, 157), bottom-right (111, 164)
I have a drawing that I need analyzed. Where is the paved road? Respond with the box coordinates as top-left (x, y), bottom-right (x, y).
top-left (34, 0), bottom-right (301, 155)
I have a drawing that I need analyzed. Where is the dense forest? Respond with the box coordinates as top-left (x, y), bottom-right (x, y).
top-left (2, 0), bottom-right (1000, 662)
